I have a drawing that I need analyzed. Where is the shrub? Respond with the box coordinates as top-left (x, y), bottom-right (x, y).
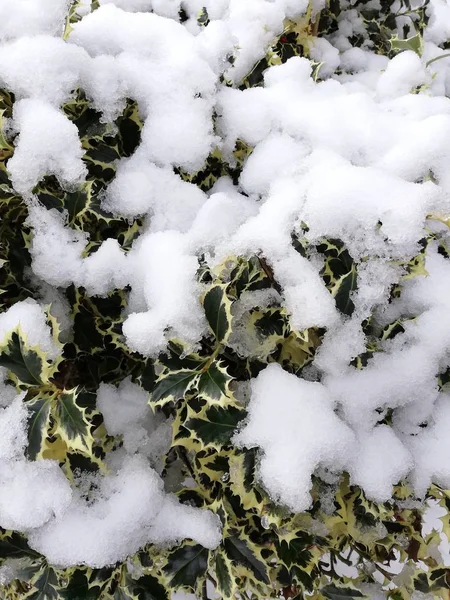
top-left (1, 0), bottom-right (450, 599)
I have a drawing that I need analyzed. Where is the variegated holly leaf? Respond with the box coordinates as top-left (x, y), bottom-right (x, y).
top-left (203, 285), bottom-right (233, 344)
top-left (126, 574), bottom-right (169, 600)
top-left (212, 551), bottom-right (234, 599)
top-left (53, 388), bottom-right (94, 454)
top-left (186, 405), bottom-right (247, 448)
top-left (164, 544), bottom-right (209, 590)
top-left (26, 566), bottom-right (60, 600)
top-left (197, 362), bottom-right (232, 404)
top-left (0, 532), bottom-right (40, 559)
top-left (151, 370), bottom-right (201, 407)
top-left (58, 571), bottom-right (99, 600)
top-left (26, 392), bottom-right (53, 460)
top-left (223, 533), bottom-right (270, 585)
top-left (322, 584), bottom-right (366, 600)
top-left (228, 449), bottom-right (265, 512)
top-left (0, 329), bottom-right (49, 386)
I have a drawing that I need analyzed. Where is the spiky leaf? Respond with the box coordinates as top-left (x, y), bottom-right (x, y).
top-left (151, 370), bottom-right (200, 407)
top-left (203, 285), bottom-right (233, 344)
top-left (187, 405), bottom-right (247, 446)
top-left (164, 544), bottom-right (209, 589)
top-left (53, 388), bottom-right (93, 453)
top-left (26, 394), bottom-right (52, 460)
top-left (0, 330), bottom-right (46, 385)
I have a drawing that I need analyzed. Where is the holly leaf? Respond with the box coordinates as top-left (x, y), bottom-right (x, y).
top-left (28, 566), bottom-right (59, 600)
top-left (213, 551), bottom-right (234, 599)
top-left (128, 574), bottom-right (169, 600)
top-left (333, 265), bottom-right (357, 317)
top-left (151, 370), bottom-right (200, 407)
top-left (203, 285), bottom-right (233, 344)
top-left (0, 329), bottom-right (46, 385)
top-left (53, 388), bottom-right (93, 453)
top-left (223, 534), bottom-right (269, 584)
top-left (322, 585), bottom-right (366, 600)
top-left (164, 544), bottom-right (209, 589)
top-left (186, 405), bottom-right (247, 447)
top-left (197, 362), bottom-right (232, 403)
top-left (26, 394), bottom-right (52, 460)
top-left (0, 532), bottom-right (40, 559)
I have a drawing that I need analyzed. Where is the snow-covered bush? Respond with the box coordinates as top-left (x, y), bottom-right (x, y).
top-left (2, 0), bottom-right (450, 598)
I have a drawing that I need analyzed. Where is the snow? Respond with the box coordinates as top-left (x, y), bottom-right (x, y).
top-left (8, 99), bottom-right (86, 195)
top-left (2, 0), bottom-right (450, 574)
top-left (0, 298), bottom-right (60, 360)
top-left (28, 455), bottom-right (221, 567)
top-left (233, 363), bottom-right (355, 512)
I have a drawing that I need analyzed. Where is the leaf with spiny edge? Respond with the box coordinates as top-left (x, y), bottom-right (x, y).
top-left (151, 369), bottom-right (201, 408)
top-left (185, 404), bottom-right (247, 449)
top-left (212, 550), bottom-right (234, 599)
top-left (228, 449), bottom-right (266, 512)
top-left (223, 532), bottom-right (270, 586)
top-left (197, 361), bottom-right (233, 404)
top-left (25, 391), bottom-right (53, 460)
top-left (0, 328), bottom-right (53, 387)
top-left (202, 284), bottom-right (233, 344)
top-left (53, 388), bottom-right (95, 454)
top-left (164, 543), bottom-right (209, 591)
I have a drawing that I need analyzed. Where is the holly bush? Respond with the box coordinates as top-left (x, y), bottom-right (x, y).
top-left (1, 1), bottom-right (450, 599)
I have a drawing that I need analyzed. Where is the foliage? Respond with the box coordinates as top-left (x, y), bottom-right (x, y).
top-left (1, 0), bottom-right (450, 599)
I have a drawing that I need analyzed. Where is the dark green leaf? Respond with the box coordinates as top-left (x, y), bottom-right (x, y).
top-left (151, 371), bottom-right (199, 405)
top-left (0, 533), bottom-right (40, 559)
top-left (334, 267), bottom-right (357, 317)
top-left (129, 574), bottom-right (169, 600)
top-left (203, 285), bottom-right (232, 343)
top-left (54, 389), bottom-right (91, 449)
top-left (187, 406), bottom-right (247, 446)
top-left (59, 571), bottom-right (99, 600)
top-left (197, 363), bottom-right (231, 402)
top-left (322, 585), bottom-right (366, 600)
top-left (0, 331), bottom-right (44, 385)
top-left (26, 395), bottom-right (52, 460)
top-left (223, 535), bottom-right (269, 584)
top-left (28, 567), bottom-right (59, 600)
top-left (215, 552), bottom-right (233, 598)
top-left (164, 544), bottom-right (209, 589)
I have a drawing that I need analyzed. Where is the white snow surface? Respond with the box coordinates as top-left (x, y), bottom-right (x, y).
top-left (1, 0), bottom-right (450, 570)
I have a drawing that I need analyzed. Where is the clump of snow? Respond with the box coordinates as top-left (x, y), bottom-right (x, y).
top-left (28, 455), bottom-right (221, 567)
top-left (97, 378), bottom-right (171, 465)
top-left (0, 297), bottom-right (60, 360)
top-left (27, 205), bottom-right (128, 296)
top-left (0, 0), bottom-right (70, 42)
top-left (8, 99), bottom-right (86, 195)
top-left (0, 396), bottom-right (72, 532)
top-left (234, 363), bottom-right (355, 512)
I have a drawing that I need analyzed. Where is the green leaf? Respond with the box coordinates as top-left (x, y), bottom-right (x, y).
top-left (203, 285), bottom-right (233, 344)
top-left (322, 585), bottom-right (366, 600)
top-left (0, 330), bottom-right (45, 385)
top-left (53, 388), bottom-right (93, 453)
top-left (0, 533), bottom-right (40, 559)
top-left (28, 566), bottom-right (59, 600)
top-left (214, 551), bottom-right (233, 599)
top-left (164, 544), bottom-right (209, 589)
top-left (26, 394), bottom-right (52, 460)
top-left (333, 266), bottom-right (357, 317)
top-left (223, 535), bottom-right (269, 584)
top-left (197, 362), bottom-right (232, 403)
top-left (187, 405), bottom-right (247, 446)
top-left (129, 574), bottom-right (169, 600)
top-left (59, 571), bottom-right (99, 600)
top-left (151, 370), bottom-right (199, 406)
